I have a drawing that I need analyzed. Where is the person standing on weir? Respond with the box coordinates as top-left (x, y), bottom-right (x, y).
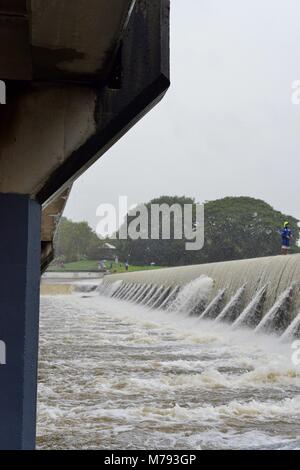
top-left (280, 221), bottom-right (292, 255)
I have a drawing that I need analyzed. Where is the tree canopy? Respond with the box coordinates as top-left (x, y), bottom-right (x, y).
top-left (54, 197), bottom-right (299, 266)
top-left (113, 196), bottom-right (300, 265)
top-left (54, 217), bottom-right (103, 263)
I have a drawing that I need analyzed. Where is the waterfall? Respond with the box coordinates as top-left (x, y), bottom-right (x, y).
top-left (215, 286), bottom-right (245, 324)
top-left (255, 286), bottom-right (294, 335)
top-left (123, 284), bottom-right (136, 301)
top-left (140, 285), bottom-right (159, 305)
top-left (200, 289), bottom-right (226, 320)
top-left (167, 276), bottom-right (213, 316)
top-left (97, 254), bottom-right (300, 338)
top-left (135, 284), bottom-right (153, 303)
top-left (115, 282), bottom-right (130, 299)
top-left (281, 312), bottom-right (300, 340)
top-left (97, 280), bottom-right (123, 297)
top-left (126, 284), bottom-right (141, 302)
top-left (131, 284), bottom-right (148, 302)
top-left (151, 286), bottom-right (172, 309)
top-left (112, 282), bottom-right (126, 298)
top-left (233, 285), bottom-right (267, 329)
top-left (159, 286), bottom-right (181, 310)
top-left (145, 286), bottom-right (165, 307)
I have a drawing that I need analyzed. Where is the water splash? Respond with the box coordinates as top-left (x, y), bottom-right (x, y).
top-left (96, 267), bottom-right (298, 338)
top-left (111, 282), bottom-right (125, 298)
top-left (233, 285), bottom-right (267, 329)
top-left (281, 312), bottom-right (300, 341)
top-left (140, 285), bottom-right (159, 306)
top-left (146, 286), bottom-right (166, 307)
top-left (131, 284), bottom-right (148, 303)
top-left (255, 286), bottom-right (294, 335)
top-left (114, 282), bottom-right (130, 299)
top-left (167, 276), bottom-right (213, 316)
top-left (123, 284), bottom-right (136, 301)
top-left (127, 284), bottom-right (142, 302)
top-left (38, 292), bottom-right (300, 450)
top-left (159, 286), bottom-right (181, 310)
top-left (135, 284), bottom-right (153, 304)
top-left (200, 289), bottom-right (226, 320)
top-left (97, 280), bottom-right (123, 297)
top-left (215, 286), bottom-right (246, 324)
top-left (151, 287), bottom-right (172, 309)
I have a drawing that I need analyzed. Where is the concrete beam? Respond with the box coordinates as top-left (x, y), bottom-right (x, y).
top-left (0, 0), bottom-right (135, 83)
top-left (37, 0), bottom-right (170, 206)
top-left (30, 0), bottom-right (135, 82)
top-left (0, 85), bottom-right (97, 195)
top-left (0, 0), bottom-right (170, 270)
top-left (0, 0), bottom-right (169, 205)
top-left (0, 11), bottom-right (31, 80)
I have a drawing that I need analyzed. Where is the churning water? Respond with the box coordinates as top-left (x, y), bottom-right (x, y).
top-left (37, 277), bottom-right (300, 450)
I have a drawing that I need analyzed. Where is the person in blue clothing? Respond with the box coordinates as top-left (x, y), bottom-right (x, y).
top-left (280, 221), bottom-right (292, 255)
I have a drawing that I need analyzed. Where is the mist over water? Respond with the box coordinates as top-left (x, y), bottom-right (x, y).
top-left (37, 281), bottom-right (300, 450)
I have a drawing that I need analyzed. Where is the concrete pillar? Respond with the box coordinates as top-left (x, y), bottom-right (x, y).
top-left (0, 194), bottom-right (41, 450)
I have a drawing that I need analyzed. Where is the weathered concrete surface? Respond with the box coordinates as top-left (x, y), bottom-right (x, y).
top-left (0, 1), bottom-right (31, 80)
top-left (31, 0), bottom-right (135, 82)
top-left (41, 187), bottom-right (71, 271)
top-left (0, 0), bottom-right (135, 82)
top-left (104, 254), bottom-right (300, 319)
top-left (42, 272), bottom-right (104, 280)
top-left (0, 0), bottom-right (170, 269)
top-left (0, 86), bottom-right (97, 195)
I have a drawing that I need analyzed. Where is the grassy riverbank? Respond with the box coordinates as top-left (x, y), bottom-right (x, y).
top-left (47, 260), bottom-right (162, 274)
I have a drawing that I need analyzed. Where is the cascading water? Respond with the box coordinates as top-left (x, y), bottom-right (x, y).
top-left (39, 258), bottom-right (300, 449)
top-left (123, 284), bottom-right (136, 301)
top-left (127, 284), bottom-right (141, 302)
top-left (135, 284), bottom-right (153, 303)
top-left (146, 285), bottom-right (165, 307)
top-left (215, 286), bottom-right (245, 324)
top-left (159, 286), bottom-right (181, 310)
top-left (255, 286), bottom-right (294, 335)
top-left (151, 286), bottom-right (172, 309)
top-left (96, 257), bottom-right (300, 340)
top-left (200, 289), bottom-right (226, 320)
top-left (131, 284), bottom-right (147, 303)
top-left (113, 282), bottom-right (128, 299)
top-left (97, 279), bottom-right (123, 297)
top-left (111, 282), bottom-right (124, 298)
top-left (166, 276), bottom-right (213, 316)
top-left (281, 312), bottom-right (300, 340)
top-left (140, 285), bottom-right (159, 305)
top-left (233, 285), bottom-right (267, 329)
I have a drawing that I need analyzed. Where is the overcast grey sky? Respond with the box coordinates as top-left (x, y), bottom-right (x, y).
top-left (65, 0), bottom-right (300, 229)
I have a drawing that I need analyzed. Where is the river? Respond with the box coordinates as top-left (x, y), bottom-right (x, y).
top-left (36, 286), bottom-right (300, 450)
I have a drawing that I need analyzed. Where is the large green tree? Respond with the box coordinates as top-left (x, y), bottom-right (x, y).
top-left (54, 217), bottom-right (103, 262)
top-left (112, 196), bottom-right (299, 266)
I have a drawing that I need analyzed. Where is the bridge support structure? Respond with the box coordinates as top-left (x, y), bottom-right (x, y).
top-left (0, 194), bottom-right (41, 450)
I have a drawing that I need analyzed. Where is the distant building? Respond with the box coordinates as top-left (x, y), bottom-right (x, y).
top-left (98, 242), bottom-right (117, 260)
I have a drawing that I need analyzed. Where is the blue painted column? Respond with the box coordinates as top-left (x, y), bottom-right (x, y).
top-left (0, 194), bottom-right (41, 450)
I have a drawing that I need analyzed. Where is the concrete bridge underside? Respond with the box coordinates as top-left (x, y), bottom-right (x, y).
top-left (0, 0), bottom-right (170, 449)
